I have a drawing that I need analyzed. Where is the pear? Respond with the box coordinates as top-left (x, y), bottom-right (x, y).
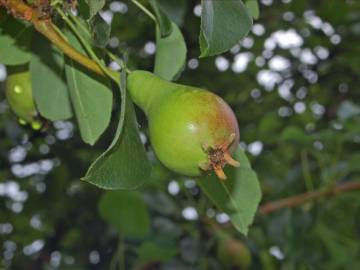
top-left (128, 71), bottom-right (240, 180)
top-left (216, 233), bottom-right (252, 269)
top-left (5, 65), bottom-right (42, 129)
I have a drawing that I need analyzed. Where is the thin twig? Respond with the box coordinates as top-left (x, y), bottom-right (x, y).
top-left (106, 49), bottom-right (130, 73)
top-left (68, 12), bottom-right (130, 73)
top-left (259, 181), bottom-right (360, 214)
top-left (130, 0), bottom-right (156, 22)
top-left (55, 7), bottom-right (118, 83)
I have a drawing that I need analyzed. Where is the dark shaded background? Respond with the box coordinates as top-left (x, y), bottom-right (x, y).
top-left (1, 0), bottom-right (360, 269)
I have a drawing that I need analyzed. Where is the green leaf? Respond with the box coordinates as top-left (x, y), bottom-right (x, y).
top-left (136, 242), bottom-right (177, 263)
top-left (68, 16), bottom-right (104, 50)
top-left (71, 16), bottom-right (93, 43)
top-left (156, 0), bottom-right (187, 26)
top-left (154, 22), bottom-right (187, 81)
top-left (199, 0), bottom-right (252, 57)
top-left (198, 146), bottom-right (262, 235)
top-left (83, 70), bottom-right (151, 189)
top-left (149, 0), bottom-right (173, 37)
top-left (348, 154), bottom-right (360, 173)
top-left (89, 13), bottom-right (111, 48)
top-left (246, 0), bottom-right (260, 19)
top-left (30, 33), bottom-right (72, 121)
top-left (85, 0), bottom-right (105, 18)
top-left (98, 191), bottom-right (150, 237)
top-left (77, 0), bottom-right (91, 19)
top-left (0, 14), bottom-right (32, 65)
top-left (280, 126), bottom-right (312, 146)
top-left (64, 30), bottom-right (112, 145)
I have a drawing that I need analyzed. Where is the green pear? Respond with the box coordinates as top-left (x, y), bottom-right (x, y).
top-left (5, 66), bottom-right (42, 129)
top-left (127, 70), bottom-right (240, 180)
top-left (217, 233), bottom-right (252, 269)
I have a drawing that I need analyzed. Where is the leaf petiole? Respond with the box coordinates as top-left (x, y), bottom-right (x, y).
top-left (55, 7), bottom-right (119, 83)
top-left (68, 11), bottom-right (131, 73)
top-left (130, 0), bottom-right (156, 22)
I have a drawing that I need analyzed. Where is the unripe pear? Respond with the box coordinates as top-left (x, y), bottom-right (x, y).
top-left (5, 66), bottom-right (42, 129)
top-left (127, 71), bottom-right (240, 180)
top-left (216, 233), bottom-right (252, 269)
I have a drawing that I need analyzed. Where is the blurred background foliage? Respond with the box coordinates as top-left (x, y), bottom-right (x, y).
top-left (1, 0), bottom-right (360, 269)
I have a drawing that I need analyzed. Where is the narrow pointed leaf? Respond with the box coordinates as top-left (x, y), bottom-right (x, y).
top-left (198, 146), bottom-right (262, 235)
top-left (64, 30), bottom-right (112, 145)
top-left (154, 22), bottom-right (187, 81)
top-left (246, 0), bottom-right (260, 19)
top-left (157, 0), bottom-right (187, 26)
top-left (199, 0), bottom-right (252, 57)
top-left (149, 0), bottom-right (173, 37)
top-left (85, 0), bottom-right (105, 18)
top-left (83, 70), bottom-right (151, 189)
top-left (0, 14), bottom-right (32, 65)
top-left (30, 33), bottom-right (72, 120)
top-left (89, 13), bottom-right (111, 48)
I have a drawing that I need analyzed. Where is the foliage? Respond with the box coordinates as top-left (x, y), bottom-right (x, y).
top-left (0, 0), bottom-right (360, 269)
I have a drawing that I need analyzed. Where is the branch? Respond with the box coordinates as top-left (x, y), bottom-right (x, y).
top-left (0, 0), bottom-right (117, 80)
top-left (259, 181), bottom-right (360, 214)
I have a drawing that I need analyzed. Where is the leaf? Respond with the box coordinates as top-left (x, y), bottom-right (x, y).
top-left (136, 242), bottom-right (177, 263)
top-left (30, 33), bottom-right (72, 121)
top-left (156, 0), bottom-right (187, 26)
top-left (199, 0), bottom-right (253, 57)
top-left (68, 16), bottom-right (110, 56)
top-left (82, 70), bottom-right (151, 189)
top-left (154, 22), bottom-right (187, 81)
top-left (85, 0), bottom-right (105, 18)
top-left (77, 0), bottom-right (91, 19)
top-left (89, 13), bottom-right (111, 48)
top-left (98, 191), bottom-right (150, 237)
top-left (149, 0), bottom-right (173, 37)
top-left (71, 16), bottom-right (93, 43)
top-left (280, 126), bottom-right (312, 146)
top-left (347, 154), bottom-right (360, 173)
top-left (64, 30), bottom-right (112, 145)
top-left (246, 0), bottom-right (260, 19)
top-left (0, 14), bottom-right (32, 65)
top-left (198, 146), bottom-right (262, 235)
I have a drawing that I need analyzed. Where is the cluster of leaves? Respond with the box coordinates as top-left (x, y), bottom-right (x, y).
top-left (0, 0), bottom-right (360, 269)
top-left (0, 0), bottom-right (263, 237)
